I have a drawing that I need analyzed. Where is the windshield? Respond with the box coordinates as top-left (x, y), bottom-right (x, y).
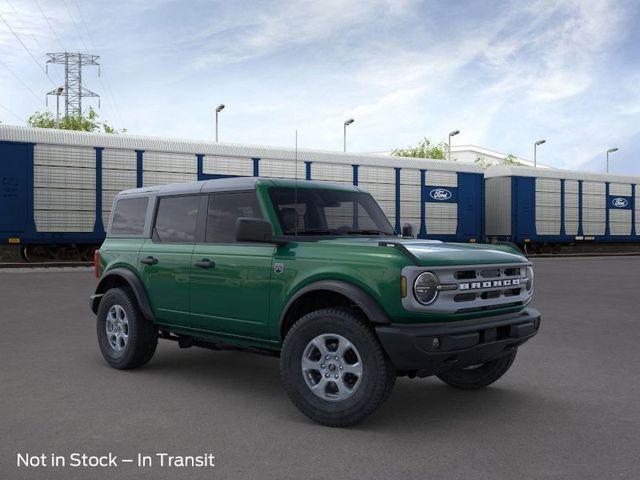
top-left (268, 187), bottom-right (395, 237)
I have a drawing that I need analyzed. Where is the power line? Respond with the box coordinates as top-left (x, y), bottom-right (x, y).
top-left (0, 57), bottom-right (44, 103)
top-left (61, 0), bottom-right (90, 51)
top-left (33, 0), bottom-right (67, 52)
top-left (4, 0), bottom-right (65, 86)
top-left (0, 102), bottom-right (24, 122)
top-left (69, 0), bottom-right (126, 127)
top-left (0, 11), bottom-right (57, 87)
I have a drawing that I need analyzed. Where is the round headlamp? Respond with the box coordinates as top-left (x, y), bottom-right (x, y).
top-left (525, 266), bottom-right (534, 293)
top-left (414, 271), bottom-right (440, 305)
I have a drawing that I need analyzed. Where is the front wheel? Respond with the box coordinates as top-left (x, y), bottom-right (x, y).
top-left (280, 308), bottom-right (396, 427)
top-left (436, 350), bottom-right (517, 390)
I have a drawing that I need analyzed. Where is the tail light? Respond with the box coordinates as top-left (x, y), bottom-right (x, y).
top-left (94, 250), bottom-right (100, 278)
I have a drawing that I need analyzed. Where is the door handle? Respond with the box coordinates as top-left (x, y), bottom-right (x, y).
top-left (194, 258), bottom-right (215, 269)
top-left (140, 256), bottom-right (158, 266)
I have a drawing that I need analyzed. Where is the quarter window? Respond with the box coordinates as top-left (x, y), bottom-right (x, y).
top-left (110, 197), bottom-right (148, 236)
top-left (154, 195), bottom-right (200, 243)
top-left (206, 192), bottom-right (263, 243)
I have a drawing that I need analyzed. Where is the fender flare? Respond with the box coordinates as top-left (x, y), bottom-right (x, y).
top-left (279, 280), bottom-right (391, 331)
top-left (91, 267), bottom-right (154, 321)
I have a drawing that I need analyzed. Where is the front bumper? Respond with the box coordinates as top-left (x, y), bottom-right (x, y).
top-left (375, 308), bottom-right (540, 377)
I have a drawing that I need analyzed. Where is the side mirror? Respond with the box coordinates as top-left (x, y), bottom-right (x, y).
top-left (235, 218), bottom-right (275, 243)
top-left (401, 223), bottom-right (414, 238)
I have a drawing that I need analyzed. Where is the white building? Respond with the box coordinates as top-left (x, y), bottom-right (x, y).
top-left (365, 144), bottom-right (551, 169)
top-left (450, 145), bottom-right (551, 169)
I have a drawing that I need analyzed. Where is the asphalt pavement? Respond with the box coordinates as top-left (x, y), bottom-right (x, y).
top-left (1, 257), bottom-right (639, 479)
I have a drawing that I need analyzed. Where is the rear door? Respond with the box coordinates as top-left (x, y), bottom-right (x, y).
top-left (139, 194), bottom-right (203, 326)
top-left (189, 191), bottom-right (274, 339)
top-left (0, 142), bottom-right (29, 233)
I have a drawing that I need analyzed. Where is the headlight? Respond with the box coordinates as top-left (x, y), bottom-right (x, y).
top-left (414, 271), bottom-right (439, 305)
top-left (525, 266), bottom-right (534, 293)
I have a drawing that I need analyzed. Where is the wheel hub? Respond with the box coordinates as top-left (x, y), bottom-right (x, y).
top-left (105, 304), bottom-right (129, 353)
top-left (301, 333), bottom-right (363, 402)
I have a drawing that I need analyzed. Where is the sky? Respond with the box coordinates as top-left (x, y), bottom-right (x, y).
top-left (1, 0), bottom-right (639, 175)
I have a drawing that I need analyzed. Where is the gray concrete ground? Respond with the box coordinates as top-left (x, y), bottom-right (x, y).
top-left (1, 257), bottom-right (639, 480)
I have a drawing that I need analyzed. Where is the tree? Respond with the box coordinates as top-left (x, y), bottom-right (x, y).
top-left (392, 138), bottom-right (450, 160)
top-left (27, 107), bottom-right (125, 133)
top-left (474, 152), bottom-right (522, 168)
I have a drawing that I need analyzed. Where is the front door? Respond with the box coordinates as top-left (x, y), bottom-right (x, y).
top-left (139, 194), bottom-right (202, 326)
top-left (189, 191), bottom-right (274, 339)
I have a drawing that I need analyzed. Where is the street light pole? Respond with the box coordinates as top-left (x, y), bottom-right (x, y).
top-left (534, 139), bottom-right (546, 167)
top-left (215, 104), bottom-right (225, 142)
top-left (606, 147), bottom-right (618, 173)
top-left (343, 118), bottom-right (354, 152)
top-left (448, 130), bottom-right (460, 161)
top-left (55, 87), bottom-right (64, 128)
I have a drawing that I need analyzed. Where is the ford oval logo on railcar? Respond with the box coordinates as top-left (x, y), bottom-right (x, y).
top-left (611, 197), bottom-right (629, 208)
top-left (429, 188), bottom-right (452, 201)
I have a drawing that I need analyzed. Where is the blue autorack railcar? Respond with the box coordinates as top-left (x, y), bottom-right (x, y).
top-left (0, 125), bottom-right (485, 260)
top-left (485, 165), bottom-right (640, 247)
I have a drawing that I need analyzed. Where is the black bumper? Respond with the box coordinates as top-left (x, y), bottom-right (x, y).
top-left (375, 308), bottom-right (541, 377)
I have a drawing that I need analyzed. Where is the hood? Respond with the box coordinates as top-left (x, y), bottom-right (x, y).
top-left (317, 237), bottom-right (527, 266)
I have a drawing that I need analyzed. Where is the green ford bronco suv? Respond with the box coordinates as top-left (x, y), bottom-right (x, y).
top-left (91, 177), bottom-right (540, 426)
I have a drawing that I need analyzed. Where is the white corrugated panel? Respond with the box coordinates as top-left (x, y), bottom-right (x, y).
top-left (536, 178), bottom-right (561, 192)
top-left (34, 189), bottom-right (94, 211)
top-left (358, 166), bottom-right (395, 184)
top-left (565, 180), bottom-right (579, 193)
top-left (564, 180), bottom-right (580, 235)
top-left (536, 178), bottom-right (560, 234)
top-left (537, 221), bottom-right (561, 235)
top-left (582, 181), bottom-right (606, 195)
top-left (565, 221), bottom-right (579, 235)
top-left (143, 171), bottom-right (197, 187)
top-left (426, 203), bottom-right (457, 234)
top-left (564, 207), bottom-right (579, 234)
top-left (359, 182), bottom-right (395, 201)
top-left (609, 209), bottom-right (631, 235)
top-left (33, 144), bottom-right (96, 232)
top-left (425, 170), bottom-right (457, 187)
top-left (34, 144), bottom-right (95, 168)
top-left (144, 151), bottom-right (196, 173)
top-left (609, 183), bottom-right (631, 196)
top-left (259, 158), bottom-right (304, 179)
top-left (312, 163), bottom-right (353, 183)
top-left (583, 222), bottom-right (605, 235)
top-left (103, 149), bottom-right (136, 170)
top-left (34, 211), bottom-right (95, 232)
top-left (400, 169), bottom-right (421, 186)
top-left (399, 169), bottom-right (421, 230)
top-left (484, 177), bottom-right (511, 236)
top-left (203, 155), bottom-right (253, 176)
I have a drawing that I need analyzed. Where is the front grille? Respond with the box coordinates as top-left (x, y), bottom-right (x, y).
top-left (402, 262), bottom-right (533, 314)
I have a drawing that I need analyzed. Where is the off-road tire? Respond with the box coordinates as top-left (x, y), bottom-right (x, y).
top-left (96, 287), bottom-right (158, 370)
top-left (436, 350), bottom-right (517, 390)
top-left (280, 308), bottom-right (396, 427)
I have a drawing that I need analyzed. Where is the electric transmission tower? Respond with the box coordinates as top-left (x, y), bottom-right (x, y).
top-left (46, 53), bottom-right (100, 118)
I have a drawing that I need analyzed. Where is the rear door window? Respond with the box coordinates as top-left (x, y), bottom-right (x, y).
top-left (110, 197), bottom-right (148, 236)
top-left (205, 191), bottom-right (263, 243)
top-left (153, 195), bottom-right (201, 243)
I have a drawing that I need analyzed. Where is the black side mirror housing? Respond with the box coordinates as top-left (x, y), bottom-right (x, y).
top-left (235, 218), bottom-right (276, 243)
top-left (401, 223), bottom-right (414, 238)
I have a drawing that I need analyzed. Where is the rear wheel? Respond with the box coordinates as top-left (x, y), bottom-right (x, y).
top-left (436, 350), bottom-right (517, 390)
top-left (96, 287), bottom-right (158, 369)
top-left (280, 308), bottom-right (396, 427)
